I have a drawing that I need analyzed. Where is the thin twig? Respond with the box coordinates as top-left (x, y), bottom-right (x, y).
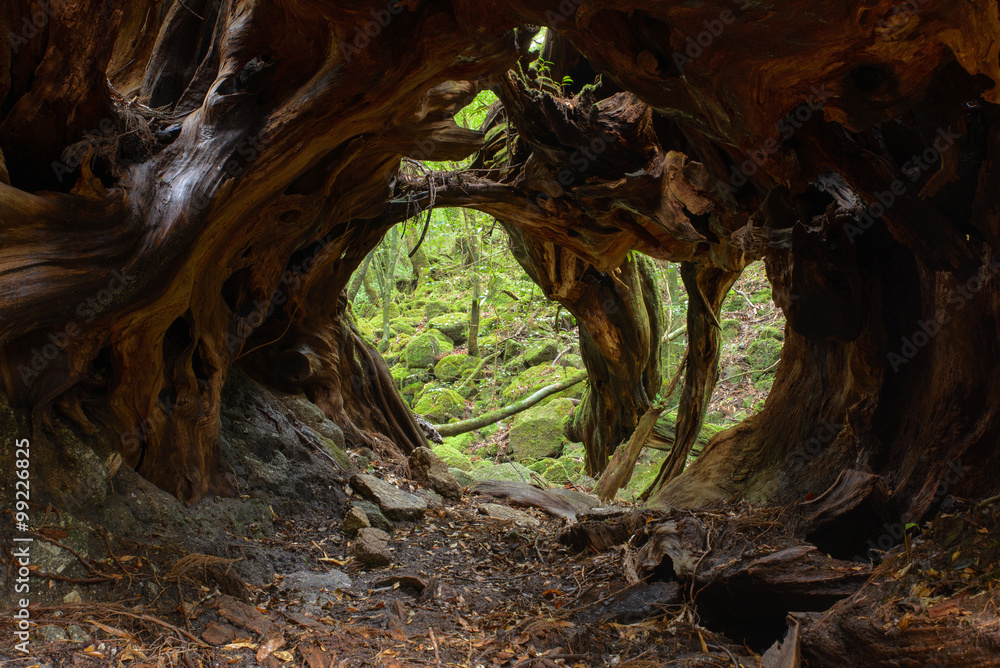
top-left (429, 627), bottom-right (442, 667)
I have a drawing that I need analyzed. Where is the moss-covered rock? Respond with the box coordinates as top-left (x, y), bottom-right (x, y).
top-left (557, 353), bottom-right (583, 369)
top-left (432, 443), bottom-right (473, 471)
top-left (508, 397), bottom-right (575, 461)
top-left (402, 333), bottom-right (441, 369)
top-left (428, 313), bottom-right (468, 345)
top-left (392, 319), bottom-right (417, 336)
top-left (413, 386), bottom-right (465, 423)
top-left (434, 353), bottom-right (479, 382)
top-left (751, 288), bottom-right (772, 305)
top-left (501, 364), bottom-right (568, 403)
top-left (721, 319), bottom-right (741, 342)
top-left (424, 301), bottom-right (450, 320)
top-left (425, 328), bottom-right (456, 353)
top-left (747, 338), bottom-right (782, 381)
top-left (523, 341), bottom-right (558, 366)
top-left (470, 461), bottom-right (534, 482)
top-left (390, 363), bottom-right (408, 387)
top-left (760, 326), bottom-right (784, 341)
top-left (503, 339), bottom-right (525, 360)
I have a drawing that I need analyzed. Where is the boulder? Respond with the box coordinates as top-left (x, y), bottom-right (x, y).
top-left (451, 468), bottom-right (475, 486)
top-left (428, 313), bottom-right (469, 345)
top-left (434, 353), bottom-right (479, 382)
top-left (280, 569), bottom-right (353, 605)
top-left (350, 474), bottom-right (427, 521)
top-left (477, 502), bottom-right (540, 527)
top-left (501, 363), bottom-right (565, 403)
top-left (432, 442), bottom-right (473, 471)
top-left (350, 500), bottom-right (393, 533)
top-left (341, 506), bottom-right (370, 537)
top-left (351, 528), bottom-right (392, 567)
top-left (402, 333), bottom-right (441, 369)
top-left (523, 341), bottom-right (559, 366)
top-left (721, 318), bottom-right (741, 342)
top-left (470, 461), bottom-right (535, 482)
top-left (508, 397), bottom-right (575, 461)
top-left (503, 339), bottom-right (525, 360)
top-left (413, 386), bottom-right (465, 423)
top-left (747, 338), bottom-right (782, 381)
top-left (409, 447), bottom-right (462, 499)
top-left (424, 300), bottom-right (450, 320)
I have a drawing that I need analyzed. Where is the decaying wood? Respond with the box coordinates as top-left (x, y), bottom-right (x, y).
top-left (470, 479), bottom-right (599, 522)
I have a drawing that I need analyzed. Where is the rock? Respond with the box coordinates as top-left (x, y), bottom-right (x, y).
top-left (63, 590), bottom-right (82, 604)
top-left (416, 488), bottom-right (444, 508)
top-left (351, 501), bottom-right (394, 533)
top-left (501, 363), bottom-right (566, 403)
top-left (471, 461), bottom-right (535, 482)
top-left (451, 468), bottom-right (475, 486)
top-left (523, 341), bottom-right (559, 366)
top-left (722, 365), bottom-right (744, 382)
top-left (428, 314), bottom-right (469, 345)
top-left (509, 397), bottom-right (575, 461)
top-left (350, 474), bottom-right (427, 521)
top-left (721, 318), bottom-right (741, 342)
top-left (34, 514), bottom-right (90, 576)
top-left (557, 353), bottom-right (583, 369)
top-left (409, 447), bottom-right (462, 499)
top-left (425, 328), bottom-right (455, 353)
top-left (503, 339), bottom-right (525, 360)
top-left (760, 325), bottom-right (784, 340)
top-left (351, 528), bottom-right (392, 567)
top-left (433, 442), bottom-right (473, 471)
top-left (36, 626), bottom-right (69, 642)
top-left (433, 353), bottom-right (479, 382)
top-left (478, 503), bottom-right (540, 527)
top-left (66, 625), bottom-right (90, 643)
top-left (280, 569), bottom-right (353, 605)
top-left (202, 621), bottom-right (238, 646)
top-left (747, 338), bottom-right (782, 381)
top-left (402, 333), bottom-right (441, 370)
top-left (342, 506), bottom-right (370, 537)
top-left (413, 386), bottom-right (465, 423)
top-left (424, 301), bottom-right (450, 320)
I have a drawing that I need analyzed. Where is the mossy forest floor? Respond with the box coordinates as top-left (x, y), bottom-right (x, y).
top-left (352, 221), bottom-right (786, 502)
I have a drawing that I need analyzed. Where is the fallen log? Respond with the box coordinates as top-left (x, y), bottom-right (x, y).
top-left (433, 371), bottom-right (586, 437)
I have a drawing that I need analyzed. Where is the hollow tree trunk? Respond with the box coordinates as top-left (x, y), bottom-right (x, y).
top-left (506, 227), bottom-right (665, 475)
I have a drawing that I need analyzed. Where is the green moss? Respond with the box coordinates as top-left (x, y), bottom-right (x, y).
top-left (760, 326), bottom-right (783, 341)
top-left (747, 338), bottom-right (782, 381)
top-left (402, 333), bottom-right (441, 369)
top-left (432, 443), bottom-right (473, 471)
top-left (501, 364), bottom-right (565, 403)
top-left (425, 300), bottom-right (451, 320)
top-left (721, 319), bottom-right (741, 342)
top-left (392, 319), bottom-right (417, 336)
top-left (428, 313), bottom-right (468, 344)
top-left (470, 462), bottom-right (534, 482)
top-left (434, 353), bottom-right (479, 382)
top-left (413, 387), bottom-right (466, 422)
top-left (425, 328), bottom-right (456, 353)
top-left (508, 397), bottom-right (575, 461)
top-left (750, 288), bottom-right (772, 305)
top-left (523, 341), bottom-right (558, 366)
